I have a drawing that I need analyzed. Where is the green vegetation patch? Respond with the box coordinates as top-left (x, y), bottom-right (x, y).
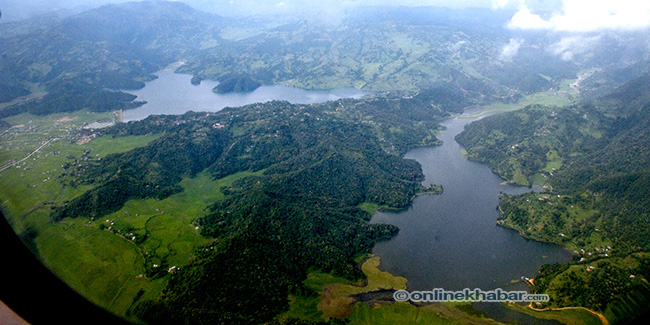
top-left (534, 257), bottom-right (650, 324)
top-left (283, 256), bottom-right (407, 322)
top-left (97, 170), bottom-right (262, 269)
top-left (461, 77), bottom-right (580, 120)
top-left (348, 302), bottom-right (458, 325)
top-left (0, 111), bottom-right (178, 321)
top-left (19, 170), bottom-right (259, 321)
top-left (0, 111), bottom-right (158, 230)
top-left (497, 192), bottom-right (608, 252)
top-left (457, 104), bottom-right (607, 186)
top-left (36, 217), bottom-right (152, 317)
top-left (506, 302), bottom-right (603, 325)
top-left (86, 133), bottom-right (162, 158)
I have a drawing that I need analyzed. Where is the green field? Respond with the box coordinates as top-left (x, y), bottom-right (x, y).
top-left (461, 77), bottom-right (581, 119)
top-left (32, 169), bottom-right (262, 318)
top-left (0, 112), bottom-right (161, 230)
top-left (93, 169), bottom-right (263, 269)
top-left (0, 110), bottom-right (265, 320)
top-left (348, 302), bottom-right (458, 325)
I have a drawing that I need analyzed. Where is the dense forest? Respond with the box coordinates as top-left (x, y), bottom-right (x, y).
top-left (52, 93), bottom-right (456, 323)
top-left (213, 74), bottom-right (261, 93)
top-left (457, 73), bottom-right (650, 322)
top-left (0, 81), bottom-right (146, 118)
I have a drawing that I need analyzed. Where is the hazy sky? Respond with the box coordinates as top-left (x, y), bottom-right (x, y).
top-left (1, 0), bottom-right (650, 32)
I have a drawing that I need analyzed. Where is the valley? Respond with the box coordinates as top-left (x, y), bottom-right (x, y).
top-left (2, 1), bottom-right (650, 324)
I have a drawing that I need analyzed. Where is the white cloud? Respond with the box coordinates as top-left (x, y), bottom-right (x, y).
top-left (508, 4), bottom-right (551, 29)
top-left (508, 0), bottom-right (650, 32)
top-left (491, 0), bottom-right (511, 9)
top-left (548, 35), bottom-right (601, 61)
top-left (500, 38), bottom-right (523, 60)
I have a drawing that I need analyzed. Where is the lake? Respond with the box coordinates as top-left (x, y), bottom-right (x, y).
top-left (122, 72), bottom-right (569, 322)
top-left (121, 69), bottom-right (367, 121)
top-left (370, 117), bottom-right (570, 292)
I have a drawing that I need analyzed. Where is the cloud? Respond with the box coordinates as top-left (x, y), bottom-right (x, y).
top-left (508, 4), bottom-right (551, 29)
top-left (491, 0), bottom-right (512, 9)
top-left (548, 35), bottom-right (601, 61)
top-left (500, 38), bottom-right (523, 60)
top-left (508, 0), bottom-right (650, 32)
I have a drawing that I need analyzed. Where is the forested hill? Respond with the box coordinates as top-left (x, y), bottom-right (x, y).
top-left (456, 71), bottom-right (650, 192)
top-left (53, 94), bottom-right (449, 323)
top-left (3, 2), bottom-right (649, 118)
top-left (456, 73), bottom-right (650, 323)
top-left (0, 1), bottom-right (225, 116)
top-left (0, 1), bottom-right (224, 91)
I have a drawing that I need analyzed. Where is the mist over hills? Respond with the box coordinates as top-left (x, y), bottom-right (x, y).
top-left (1, 1), bottom-right (649, 116)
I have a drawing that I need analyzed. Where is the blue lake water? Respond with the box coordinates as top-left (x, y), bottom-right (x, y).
top-left (371, 117), bottom-right (570, 292)
top-left (122, 69), bottom-right (367, 121)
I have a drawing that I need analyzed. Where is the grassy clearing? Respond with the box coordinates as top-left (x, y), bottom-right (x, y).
top-left (304, 271), bottom-right (360, 292)
top-left (354, 257), bottom-right (407, 293)
top-left (36, 217), bottom-right (155, 318)
top-left (543, 149), bottom-right (563, 173)
top-left (530, 173), bottom-right (549, 187)
top-left (85, 133), bottom-right (162, 157)
top-left (511, 169), bottom-right (530, 187)
top-left (359, 202), bottom-right (384, 215)
top-left (282, 295), bottom-right (324, 322)
top-left (277, 271), bottom-right (360, 323)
